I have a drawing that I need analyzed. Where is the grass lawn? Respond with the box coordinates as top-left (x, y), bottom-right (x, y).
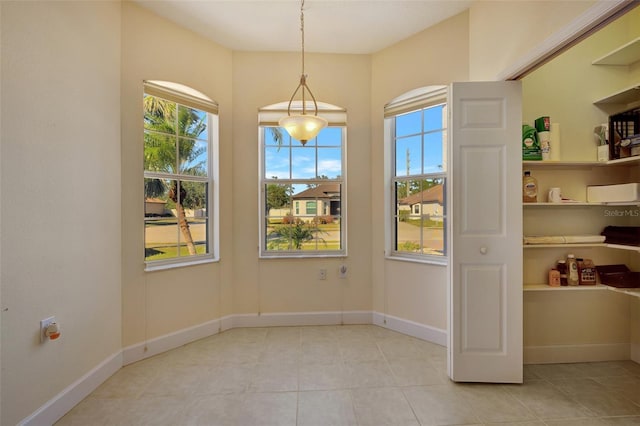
top-left (405, 218), bottom-right (443, 228)
top-left (145, 244), bottom-right (207, 260)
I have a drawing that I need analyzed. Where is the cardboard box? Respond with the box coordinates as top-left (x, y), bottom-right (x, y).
top-left (587, 183), bottom-right (640, 203)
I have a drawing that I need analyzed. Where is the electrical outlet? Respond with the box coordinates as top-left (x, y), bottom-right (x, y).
top-left (40, 316), bottom-right (55, 343)
top-left (339, 264), bottom-right (348, 279)
top-left (318, 269), bottom-right (327, 280)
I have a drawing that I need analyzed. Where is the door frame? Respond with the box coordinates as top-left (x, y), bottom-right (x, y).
top-left (497, 0), bottom-right (635, 81)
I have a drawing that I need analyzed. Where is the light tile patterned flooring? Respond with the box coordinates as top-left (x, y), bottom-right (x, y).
top-left (57, 325), bottom-right (640, 425)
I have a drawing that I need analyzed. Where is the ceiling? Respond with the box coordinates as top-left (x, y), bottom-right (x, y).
top-left (134, 0), bottom-right (473, 54)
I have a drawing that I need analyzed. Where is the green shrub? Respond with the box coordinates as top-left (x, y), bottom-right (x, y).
top-left (398, 241), bottom-right (420, 252)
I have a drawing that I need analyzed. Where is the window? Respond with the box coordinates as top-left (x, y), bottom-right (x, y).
top-left (385, 86), bottom-right (447, 262)
top-left (259, 102), bottom-right (346, 258)
top-left (143, 81), bottom-right (219, 270)
top-left (306, 201), bottom-right (317, 215)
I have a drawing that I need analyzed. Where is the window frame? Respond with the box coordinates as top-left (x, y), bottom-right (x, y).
top-left (384, 86), bottom-right (448, 265)
top-left (143, 81), bottom-right (220, 271)
top-left (258, 101), bottom-right (347, 259)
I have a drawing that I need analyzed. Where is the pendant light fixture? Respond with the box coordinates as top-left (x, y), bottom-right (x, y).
top-left (278, 0), bottom-right (328, 146)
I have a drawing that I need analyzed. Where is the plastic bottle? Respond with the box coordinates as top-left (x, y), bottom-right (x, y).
top-left (567, 254), bottom-right (579, 286)
top-left (523, 171), bottom-right (538, 203)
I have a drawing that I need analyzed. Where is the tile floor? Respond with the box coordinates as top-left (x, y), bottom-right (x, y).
top-left (56, 325), bottom-right (640, 425)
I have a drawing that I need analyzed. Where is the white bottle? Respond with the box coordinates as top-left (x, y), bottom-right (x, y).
top-left (566, 254), bottom-right (579, 286)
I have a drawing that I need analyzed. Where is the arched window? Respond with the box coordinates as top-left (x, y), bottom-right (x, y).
top-left (385, 86), bottom-right (447, 263)
top-left (143, 80), bottom-right (219, 270)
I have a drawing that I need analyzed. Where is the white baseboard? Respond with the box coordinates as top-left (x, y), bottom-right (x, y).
top-left (372, 311), bottom-right (447, 347)
top-left (524, 343), bottom-right (631, 364)
top-left (230, 310), bottom-right (372, 328)
top-left (122, 318), bottom-right (221, 365)
top-left (22, 310), bottom-right (443, 426)
top-left (220, 314), bottom-right (234, 332)
top-left (632, 343), bottom-right (640, 364)
top-left (20, 351), bottom-right (122, 426)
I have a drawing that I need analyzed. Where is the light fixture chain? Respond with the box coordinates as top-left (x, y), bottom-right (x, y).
top-left (278, 0), bottom-right (327, 145)
top-left (300, 0), bottom-right (305, 76)
top-left (300, 0), bottom-right (306, 114)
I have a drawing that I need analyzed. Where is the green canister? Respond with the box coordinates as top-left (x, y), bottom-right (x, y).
top-left (522, 124), bottom-right (541, 160)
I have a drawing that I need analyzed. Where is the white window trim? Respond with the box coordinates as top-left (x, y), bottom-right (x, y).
top-left (258, 101), bottom-right (347, 259)
top-left (143, 81), bottom-right (220, 271)
top-left (384, 86), bottom-right (448, 265)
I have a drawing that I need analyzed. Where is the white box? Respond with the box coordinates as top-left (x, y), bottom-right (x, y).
top-left (587, 183), bottom-right (640, 203)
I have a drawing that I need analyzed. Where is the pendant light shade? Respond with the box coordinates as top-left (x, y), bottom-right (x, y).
top-left (279, 113), bottom-right (327, 145)
top-left (279, 0), bottom-right (327, 145)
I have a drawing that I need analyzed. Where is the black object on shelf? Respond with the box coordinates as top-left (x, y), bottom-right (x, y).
top-left (609, 106), bottom-right (640, 160)
top-left (596, 264), bottom-right (640, 288)
top-left (601, 226), bottom-right (640, 246)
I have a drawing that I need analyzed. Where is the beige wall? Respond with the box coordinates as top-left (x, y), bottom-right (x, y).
top-left (370, 11), bottom-right (469, 329)
top-left (2, 1), bottom-right (637, 423)
top-left (232, 51), bottom-right (372, 315)
top-left (469, 0), bottom-right (597, 80)
top-left (0, 3), bottom-right (3, 421)
top-left (0, 2), bottom-right (122, 425)
top-left (121, 2), bottom-right (234, 347)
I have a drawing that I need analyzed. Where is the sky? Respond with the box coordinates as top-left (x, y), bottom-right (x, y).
top-left (262, 103), bottom-right (446, 196)
top-left (264, 126), bottom-right (343, 195)
top-left (395, 105), bottom-right (446, 176)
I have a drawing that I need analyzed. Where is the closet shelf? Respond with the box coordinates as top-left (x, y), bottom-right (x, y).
top-left (523, 243), bottom-right (640, 252)
top-left (523, 202), bottom-right (640, 207)
top-left (523, 157), bottom-right (640, 167)
top-left (593, 84), bottom-right (640, 106)
top-left (523, 243), bottom-right (606, 249)
top-left (524, 284), bottom-right (607, 291)
top-left (524, 284), bottom-right (640, 298)
top-left (592, 37), bottom-right (640, 66)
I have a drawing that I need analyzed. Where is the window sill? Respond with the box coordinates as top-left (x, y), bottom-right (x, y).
top-left (259, 252), bottom-right (347, 260)
top-left (385, 253), bottom-right (447, 266)
top-left (144, 256), bottom-right (219, 272)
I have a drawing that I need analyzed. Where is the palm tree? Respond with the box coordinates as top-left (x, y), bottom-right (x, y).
top-left (144, 95), bottom-right (207, 256)
top-left (267, 221), bottom-right (326, 250)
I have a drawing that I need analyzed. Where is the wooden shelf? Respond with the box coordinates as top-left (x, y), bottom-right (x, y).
top-left (523, 202), bottom-right (640, 207)
top-left (606, 244), bottom-right (640, 253)
top-left (523, 157), bottom-right (640, 167)
top-left (523, 243), bottom-right (639, 252)
top-left (524, 284), bottom-right (640, 298)
top-left (592, 37), bottom-right (640, 66)
top-left (523, 243), bottom-right (606, 249)
top-left (608, 287), bottom-right (640, 298)
top-left (593, 83), bottom-right (640, 106)
top-left (524, 284), bottom-right (607, 291)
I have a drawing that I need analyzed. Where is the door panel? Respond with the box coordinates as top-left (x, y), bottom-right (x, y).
top-left (448, 81), bottom-right (522, 383)
top-left (460, 146), bottom-right (505, 234)
top-left (461, 264), bottom-right (505, 352)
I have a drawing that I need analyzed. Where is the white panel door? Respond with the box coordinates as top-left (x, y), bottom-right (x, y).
top-left (447, 81), bottom-right (523, 383)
